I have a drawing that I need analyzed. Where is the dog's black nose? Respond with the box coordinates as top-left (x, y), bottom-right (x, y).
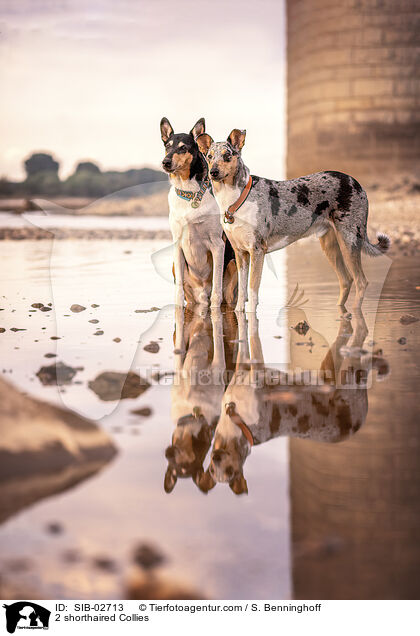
top-left (165, 446), bottom-right (175, 459)
top-left (162, 158), bottom-right (172, 169)
top-left (213, 450), bottom-right (223, 464)
top-left (210, 168), bottom-right (219, 178)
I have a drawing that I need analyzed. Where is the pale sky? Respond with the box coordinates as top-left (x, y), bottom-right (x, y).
top-left (0, 0), bottom-right (286, 181)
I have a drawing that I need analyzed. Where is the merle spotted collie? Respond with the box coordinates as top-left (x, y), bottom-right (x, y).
top-left (197, 128), bottom-right (390, 312)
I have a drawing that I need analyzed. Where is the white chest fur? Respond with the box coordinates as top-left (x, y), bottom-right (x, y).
top-left (168, 181), bottom-right (221, 242)
top-left (213, 183), bottom-right (259, 252)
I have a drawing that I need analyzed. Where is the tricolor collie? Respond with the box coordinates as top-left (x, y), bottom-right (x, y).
top-left (160, 117), bottom-right (237, 307)
top-left (197, 129), bottom-right (390, 312)
top-left (165, 307), bottom-right (237, 493)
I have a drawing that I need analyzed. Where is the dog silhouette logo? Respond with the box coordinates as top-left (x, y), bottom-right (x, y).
top-left (2, 602), bottom-right (51, 634)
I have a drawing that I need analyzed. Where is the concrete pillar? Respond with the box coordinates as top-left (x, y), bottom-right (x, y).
top-left (286, 0), bottom-right (420, 181)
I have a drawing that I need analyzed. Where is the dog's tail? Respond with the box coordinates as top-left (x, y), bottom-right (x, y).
top-left (362, 232), bottom-right (391, 257)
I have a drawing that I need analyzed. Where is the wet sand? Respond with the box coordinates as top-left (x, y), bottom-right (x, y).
top-left (0, 227), bottom-right (172, 240)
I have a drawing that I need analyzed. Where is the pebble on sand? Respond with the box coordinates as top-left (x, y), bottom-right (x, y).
top-left (398, 337), bottom-right (407, 345)
top-left (293, 320), bottom-right (310, 336)
top-left (113, 337), bottom-right (121, 343)
top-left (89, 319), bottom-right (99, 324)
top-left (399, 314), bottom-right (419, 325)
top-left (92, 557), bottom-right (118, 573)
top-left (126, 571), bottom-right (204, 600)
top-left (46, 522), bottom-right (64, 535)
top-left (36, 361), bottom-right (82, 386)
top-left (0, 328), bottom-right (5, 333)
top-left (131, 407), bottom-right (152, 417)
top-left (94, 330), bottom-right (104, 336)
top-left (31, 303), bottom-right (44, 308)
top-left (88, 371), bottom-right (150, 401)
top-left (143, 341), bottom-right (160, 353)
top-left (40, 306), bottom-right (52, 312)
top-left (132, 543), bottom-right (166, 571)
top-left (70, 304), bottom-right (86, 313)
top-left (135, 307), bottom-right (160, 313)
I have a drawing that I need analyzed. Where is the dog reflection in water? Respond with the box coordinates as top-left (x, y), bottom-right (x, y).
top-left (201, 295), bottom-right (388, 495)
top-left (164, 307), bottom-right (236, 493)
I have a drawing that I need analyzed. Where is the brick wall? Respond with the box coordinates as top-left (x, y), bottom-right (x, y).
top-left (286, 0), bottom-right (420, 181)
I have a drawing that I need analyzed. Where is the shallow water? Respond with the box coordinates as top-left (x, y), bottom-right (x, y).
top-left (0, 235), bottom-right (419, 600)
top-left (0, 212), bottom-right (169, 231)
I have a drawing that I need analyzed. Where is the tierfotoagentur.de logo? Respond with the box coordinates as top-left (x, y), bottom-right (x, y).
top-left (2, 602), bottom-right (51, 634)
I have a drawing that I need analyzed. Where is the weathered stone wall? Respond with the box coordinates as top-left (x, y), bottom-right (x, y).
top-left (287, 249), bottom-right (420, 599)
top-left (286, 0), bottom-right (420, 181)
top-left (290, 431), bottom-right (420, 599)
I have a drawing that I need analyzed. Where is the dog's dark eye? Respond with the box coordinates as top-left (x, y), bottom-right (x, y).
top-left (223, 154), bottom-right (231, 162)
top-left (177, 146), bottom-right (187, 154)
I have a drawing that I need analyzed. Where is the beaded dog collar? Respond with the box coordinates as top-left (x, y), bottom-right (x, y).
top-left (175, 177), bottom-right (211, 209)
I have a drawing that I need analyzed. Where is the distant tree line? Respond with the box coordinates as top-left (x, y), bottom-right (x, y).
top-left (0, 153), bottom-right (167, 198)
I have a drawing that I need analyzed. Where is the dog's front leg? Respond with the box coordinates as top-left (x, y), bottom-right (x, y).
top-left (234, 250), bottom-right (250, 312)
top-left (174, 306), bottom-right (186, 374)
top-left (174, 242), bottom-right (185, 307)
top-left (236, 310), bottom-right (250, 366)
top-left (249, 248), bottom-right (265, 313)
top-left (210, 242), bottom-right (225, 308)
top-left (211, 308), bottom-right (225, 374)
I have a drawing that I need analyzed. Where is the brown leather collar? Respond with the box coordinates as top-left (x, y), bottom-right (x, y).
top-left (225, 402), bottom-right (254, 446)
top-left (224, 175), bottom-right (253, 224)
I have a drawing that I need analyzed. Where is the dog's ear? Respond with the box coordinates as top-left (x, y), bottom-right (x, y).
top-left (229, 474), bottom-right (248, 495)
top-left (195, 468), bottom-right (216, 493)
top-left (190, 118), bottom-right (205, 140)
top-left (160, 117), bottom-right (174, 143)
top-left (196, 133), bottom-right (213, 157)
top-left (164, 466), bottom-right (177, 493)
top-left (227, 129), bottom-right (246, 152)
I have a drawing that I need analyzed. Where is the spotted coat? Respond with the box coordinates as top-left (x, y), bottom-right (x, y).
top-left (222, 170), bottom-right (370, 254)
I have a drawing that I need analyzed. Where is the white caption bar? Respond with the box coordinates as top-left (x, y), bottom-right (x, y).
top-left (1, 599), bottom-right (418, 635)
